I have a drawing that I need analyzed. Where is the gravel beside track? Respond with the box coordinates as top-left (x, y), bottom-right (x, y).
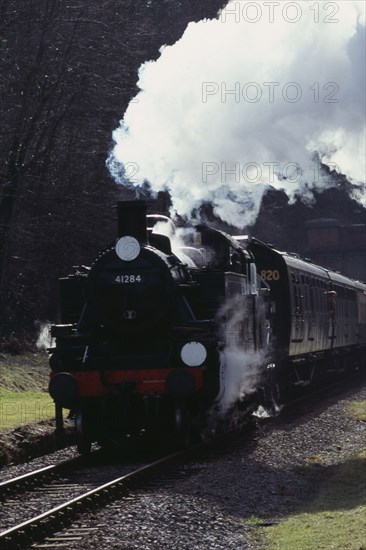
top-left (22, 380), bottom-right (365, 550)
top-left (0, 419), bottom-right (77, 472)
top-left (0, 441), bottom-right (80, 483)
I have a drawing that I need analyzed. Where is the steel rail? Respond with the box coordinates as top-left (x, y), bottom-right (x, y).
top-left (0, 456), bottom-right (86, 498)
top-left (0, 449), bottom-right (185, 549)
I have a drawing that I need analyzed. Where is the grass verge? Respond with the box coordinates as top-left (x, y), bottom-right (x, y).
top-left (262, 449), bottom-right (366, 550)
top-left (0, 389), bottom-right (54, 430)
top-left (243, 399), bottom-right (366, 549)
top-left (0, 352), bottom-right (54, 430)
top-left (348, 400), bottom-right (366, 423)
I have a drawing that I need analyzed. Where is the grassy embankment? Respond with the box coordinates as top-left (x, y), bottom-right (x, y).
top-left (244, 400), bottom-right (366, 550)
top-left (0, 353), bottom-right (54, 431)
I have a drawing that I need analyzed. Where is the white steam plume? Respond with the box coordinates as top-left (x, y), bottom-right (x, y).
top-left (108, 0), bottom-right (366, 228)
top-left (150, 219), bottom-right (206, 266)
top-left (214, 293), bottom-right (269, 414)
top-left (218, 348), bottom-right (265, 413)
top-left (36, 322), bottom-right (51, 351)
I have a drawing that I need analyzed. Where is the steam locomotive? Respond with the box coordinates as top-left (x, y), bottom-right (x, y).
top-left (48, 201), bottom-right (366, 453)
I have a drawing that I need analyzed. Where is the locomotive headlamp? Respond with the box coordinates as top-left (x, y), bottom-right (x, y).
top-left (115, 236), bottom-right (141, 261)
top-left (181, 341), bottom-right (207, 367)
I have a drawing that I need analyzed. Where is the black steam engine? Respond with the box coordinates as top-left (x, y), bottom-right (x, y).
top-left (49, 201), bottom-right (366, 453)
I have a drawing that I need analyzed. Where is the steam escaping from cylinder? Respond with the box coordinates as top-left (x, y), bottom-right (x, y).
top-left (218, 348), bottom-right (266, 413)
top-left (108, 0), bottom-right (365, 228)
top-left (214, 292), bottom-right (269, 414)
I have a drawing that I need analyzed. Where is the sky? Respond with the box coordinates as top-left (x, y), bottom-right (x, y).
top-left (108, 0), bottom-right (366, 228)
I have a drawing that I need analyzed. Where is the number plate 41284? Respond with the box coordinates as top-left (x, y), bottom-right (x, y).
top-left (115, 275), bottom-right (142, 284)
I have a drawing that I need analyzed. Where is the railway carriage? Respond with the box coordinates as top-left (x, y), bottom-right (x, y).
top-left (245, 238), bottom-right (366, 395)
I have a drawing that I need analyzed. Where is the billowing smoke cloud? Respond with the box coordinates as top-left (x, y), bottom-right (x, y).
top-left (108, 0), bottom-right (366, 228)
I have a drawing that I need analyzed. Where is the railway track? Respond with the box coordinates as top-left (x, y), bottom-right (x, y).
top-left (0, 447), bottom-right (194, 550)
top-left (0, 456), bottom-right (86, 498)
top-left (1, 372), bottom-right (362, 549)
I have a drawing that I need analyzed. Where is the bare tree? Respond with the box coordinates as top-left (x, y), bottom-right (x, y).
top-left (0, 0), bottom-right (229, 348)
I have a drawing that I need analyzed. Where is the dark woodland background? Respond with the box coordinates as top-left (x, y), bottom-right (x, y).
top-left (0, 0), bottom-right (365, 351)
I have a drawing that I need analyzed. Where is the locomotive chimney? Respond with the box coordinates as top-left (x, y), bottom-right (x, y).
top-left (116, 200), bottom-right (148, 243)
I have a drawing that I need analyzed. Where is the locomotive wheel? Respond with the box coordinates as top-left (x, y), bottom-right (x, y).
top-left (174, 405), bottom-right (191, 449)
top-left (263, 364), bottom-right (290, 414)
top-left (199, 410), bottom-right (217, 444)
top-left (200, 423), bottom-right (216, 444)
top-left (75, 409), bottom-right (92, 455)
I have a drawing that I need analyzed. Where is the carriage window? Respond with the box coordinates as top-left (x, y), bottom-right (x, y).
top-left (309, 288), bottom-right (314, 312)
top-left (294, 285), bottom-right (303, 313)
